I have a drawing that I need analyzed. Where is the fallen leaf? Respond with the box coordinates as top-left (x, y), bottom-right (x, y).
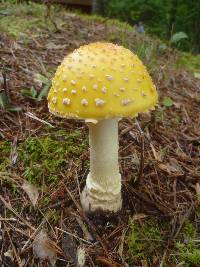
top-left (22, 181), bottom-right (39, 206)
top-left (77, 247), bottom-right (86, 267)
top-left (158, 163), bottom-right (171, 174)
top-left (33, 230), bottom-right (57, 267)
top-left (4, 250), bottom-right (14, 261)
top-left (131, 153), bottom-right (140, 166)
top-left (12, 41), bottom-right (23, 50)
top-left (174, 102), bottom-right (181, 108)
top-left (131, 213), bottom-right (148, 221)
top-left (46, 42), bottom-right (66, 50)
top-left (167, 158), bottom-right (183, 174)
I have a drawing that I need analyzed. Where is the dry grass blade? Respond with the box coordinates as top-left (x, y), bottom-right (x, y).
top-left (25, 112), bottom-right (54, 127)
top-left (3, 222), bottom-right (23, 267)
top-left (0, 195), bottom-right (35, 231)
top-left (56, 227), bottom-right (93, 245)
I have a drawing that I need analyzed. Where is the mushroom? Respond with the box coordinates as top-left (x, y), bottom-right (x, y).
top-left (47, 42), bottom-right (158, 213)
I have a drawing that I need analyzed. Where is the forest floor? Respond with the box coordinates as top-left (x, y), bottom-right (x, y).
top-left (0, 2), bottom-right (200, 267)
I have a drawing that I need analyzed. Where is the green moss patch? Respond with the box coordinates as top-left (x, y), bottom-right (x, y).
top-left (126, 217), bottom-right (166, 264)
top-left (0, 141), bottom-right (11, 171)
top-left (0, 2), bottom-right (54, 38)
top-left (0, 130), bottom-right (87, 187)
top-left (18, 130), bottom-right (87, 185)
top-left (177, 53), bottom-right (200, 73)
top-left (174, 221), bottom-right (200, 266)
top-left (126, 217), bottom-right (200, 266)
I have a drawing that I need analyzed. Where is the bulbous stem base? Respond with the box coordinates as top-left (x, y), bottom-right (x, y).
top-left (81, 183), bottom-right (122, 213)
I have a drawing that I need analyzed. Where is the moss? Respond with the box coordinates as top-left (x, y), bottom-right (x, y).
top-left (80, 13), bottom-right (133, 32)
top-left (177, 52), bottom-right (200, 72)
top-left (126, 217), bottom-right (166, 264)
top-left (1, 17), bottom-right (42, 38)
top-left (0, 2), bottom-right (56, 38)
top-left (0, 141), bottom-right (11, 171)
top-left (0, 130), bottom-right (87, 190)
top-left (0, 141), bottom-right (20, 195)
top-left (18, 130), bottom-right (87, 186)
top-left (0, 2), bottom-right (46, 17)
top-left (174, 221), bottom-right (200, 266)
top-left (48, 209), bottom-right (61, 224)
top-left (126, 218), bottom-right (200, 266)
top-left (176, 244), bottom-right (200, 266)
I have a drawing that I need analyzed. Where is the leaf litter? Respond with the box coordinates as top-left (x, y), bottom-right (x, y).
top-left (0, 2), bottom-right (200, 266)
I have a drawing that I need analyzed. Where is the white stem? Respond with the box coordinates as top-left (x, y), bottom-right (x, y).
top-left (81, 118), bottom-right (122, 212)
top-left (88, 118), bottom-right (120, 194)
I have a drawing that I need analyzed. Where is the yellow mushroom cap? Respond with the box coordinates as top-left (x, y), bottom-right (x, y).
top-left (47, 42), bottom-right (158, 119)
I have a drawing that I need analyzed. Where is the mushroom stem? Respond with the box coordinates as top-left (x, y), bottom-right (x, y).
top-left (81, 118), bottom-right (122, 212)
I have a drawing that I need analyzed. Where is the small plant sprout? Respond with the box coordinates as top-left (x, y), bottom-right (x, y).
top-left (47, 42), bottom-right (158, 213)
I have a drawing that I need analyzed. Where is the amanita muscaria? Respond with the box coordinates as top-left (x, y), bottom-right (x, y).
top-left (47, 42), bottom-right (158, 213)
